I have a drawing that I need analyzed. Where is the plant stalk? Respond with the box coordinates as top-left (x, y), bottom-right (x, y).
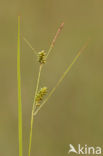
top-left (28, 65), bottom-right (42, 156)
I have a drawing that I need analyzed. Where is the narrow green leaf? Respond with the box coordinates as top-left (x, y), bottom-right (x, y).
top-left (17, 16), bottom-right (23, 156)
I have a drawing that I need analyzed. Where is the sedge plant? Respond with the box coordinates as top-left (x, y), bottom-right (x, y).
top-left (17, 16), bottom-right (89, 156)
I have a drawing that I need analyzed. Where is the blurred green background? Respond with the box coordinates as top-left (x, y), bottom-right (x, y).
top-left (0, 0), bottom-right (103, 156)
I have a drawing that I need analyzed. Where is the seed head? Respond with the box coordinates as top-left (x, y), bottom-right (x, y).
top-left (38, 50), bottom-right (46, 64)
top-left (35, 87), bottom-right (47, 104)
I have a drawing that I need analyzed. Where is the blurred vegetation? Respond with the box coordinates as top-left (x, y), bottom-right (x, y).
top-left (0, 0), bottom-right (103, 156)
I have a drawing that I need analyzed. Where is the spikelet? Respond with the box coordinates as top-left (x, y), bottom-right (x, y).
top-left (38, 50), bottom-right (46, 64)
top-left (35, 87), bottom-right (47, 105)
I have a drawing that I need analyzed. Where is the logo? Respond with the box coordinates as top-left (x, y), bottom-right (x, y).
top-left (68, 144), bottom-right (101, 155)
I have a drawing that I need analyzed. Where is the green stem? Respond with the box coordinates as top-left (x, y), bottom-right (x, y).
top-left (17, 16), bottom-right (23, 156)
top-left (46, 45), bottom-right (53, 58)
top-left (28, 65), bottom-right (42, 156)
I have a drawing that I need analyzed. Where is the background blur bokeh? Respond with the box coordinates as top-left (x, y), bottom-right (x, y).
top-left (0, 0), bottom-right (103, 156)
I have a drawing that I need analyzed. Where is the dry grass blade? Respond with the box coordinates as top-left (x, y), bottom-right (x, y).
top-left (23, 36), bottom-right (37, 55)
top-left (46, 22), bottom-right (64, 58)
